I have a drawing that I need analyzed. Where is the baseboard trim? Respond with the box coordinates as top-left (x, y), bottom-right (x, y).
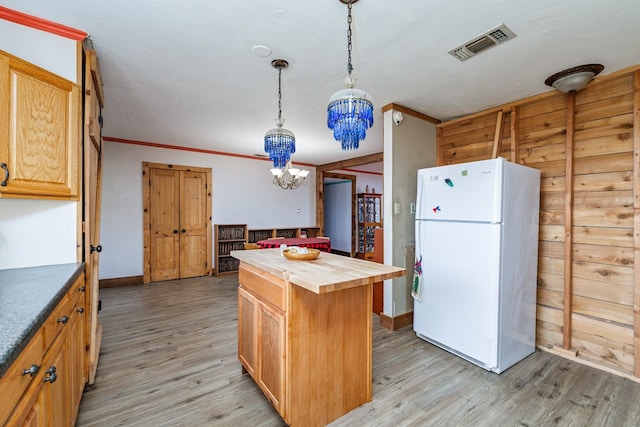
top-left (538, 344), bottom-right (640, 384)
top-left (379, 311), bottom-right (413, 331)
top-left (330, 249), bottom-right (351, 257)
top-left (99, 275), bottom-right (144, 288)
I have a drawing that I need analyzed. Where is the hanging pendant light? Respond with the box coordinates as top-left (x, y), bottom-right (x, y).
top-left (327, 0), bottom-right (374, 151)
top-left (271, 159), bottom-right (310, 190)
top-left (265, 59), bottom-right (295, 168)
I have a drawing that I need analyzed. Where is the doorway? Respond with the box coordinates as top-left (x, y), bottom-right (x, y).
top-left (323, 172), bottom-right (356, 256)
top-left (142, 162), bottom-right (212, 283)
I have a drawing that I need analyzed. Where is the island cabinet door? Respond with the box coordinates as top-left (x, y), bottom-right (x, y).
top-left (257, 303), bottom-right (285, 415)
top-left (238, 287), bottom-right (258, 377)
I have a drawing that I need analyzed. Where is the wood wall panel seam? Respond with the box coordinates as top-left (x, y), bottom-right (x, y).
top-left (491, 110), bottom-right (504, 159)
top-left (510, 106), bottom-right (519, 163)
top-left (563, 93), bottom-right (575, 350)
top-left (633, 70), bottom-right (640, 377)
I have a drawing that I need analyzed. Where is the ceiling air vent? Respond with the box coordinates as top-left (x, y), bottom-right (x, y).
top-left (448, 24), bottom-right (516, 62)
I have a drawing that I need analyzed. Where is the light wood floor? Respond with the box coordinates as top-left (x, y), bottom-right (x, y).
top-left (77, 275), bottom-right (640, 427)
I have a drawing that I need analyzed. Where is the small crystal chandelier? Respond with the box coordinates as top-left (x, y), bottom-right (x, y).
top-left (271, 160), bottom-right (310, 190)
top-left (264, 59), bottom-right (295, 168)
top-left (327, 0), bottom-right (374, 151)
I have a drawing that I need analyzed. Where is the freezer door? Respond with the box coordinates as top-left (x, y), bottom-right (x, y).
top-left (416, 158), bottom-right (503, 222)
top-left (414, 220), bottom-right (501, 368)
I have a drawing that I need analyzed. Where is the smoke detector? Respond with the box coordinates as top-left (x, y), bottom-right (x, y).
top-left (449, 24), bottom-right (517, 62)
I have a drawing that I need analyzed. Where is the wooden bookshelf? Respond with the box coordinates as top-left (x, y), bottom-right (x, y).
top-left (247, 227), bottom-right (321, 243)
top-left (356, 193), bottom-right (382, 259)
top-left (214, 224), bottom-right (247, 276)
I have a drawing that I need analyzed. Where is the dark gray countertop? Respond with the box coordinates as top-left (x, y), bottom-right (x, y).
top-left (0, 263), bottom-right (84, 378)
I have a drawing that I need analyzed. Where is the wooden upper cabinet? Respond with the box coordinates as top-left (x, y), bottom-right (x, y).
top-left (0, 50), bottom-right (81, 200)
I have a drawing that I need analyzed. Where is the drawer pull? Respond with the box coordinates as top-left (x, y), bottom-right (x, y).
top-left (58, 315), bottom-right (69, 324)
top-left (22, 364), bottom-right (39, 377)
top-left (44, 366), bottom-right (57, 383)
top-left (77, 307), bottom-right (85, 313)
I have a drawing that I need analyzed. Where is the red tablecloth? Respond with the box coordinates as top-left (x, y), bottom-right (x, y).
top-left (256, 237), bottom-right (331, 252)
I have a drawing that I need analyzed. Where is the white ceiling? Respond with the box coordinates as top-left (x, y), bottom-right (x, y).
top-left (4, 1), bottom-right (640, 167)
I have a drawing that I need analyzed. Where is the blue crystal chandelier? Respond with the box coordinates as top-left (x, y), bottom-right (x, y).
top-left (265, 59), bottom-right (295, 168)
top-left (327, 0), bottom-right (373, 151)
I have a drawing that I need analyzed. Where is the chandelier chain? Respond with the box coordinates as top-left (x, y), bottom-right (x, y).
top-left (277, 65), bottom-right (283, 123)
top-left (347, 1), bottom-right (353, 75)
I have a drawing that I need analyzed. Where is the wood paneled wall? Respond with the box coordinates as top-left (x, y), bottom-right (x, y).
top-left (436, 65), bottom-right (640, 379)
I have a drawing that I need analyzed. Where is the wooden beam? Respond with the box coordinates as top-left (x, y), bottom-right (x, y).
top-left (316, 153), bottom-right (383, 172)
top-left (563, 93), bottom-right (576, 350)
top-left (633, 70), bottom-right (640, 377)
top-left (510, 106), bottom-right (519, 163)
top-left (316, 169), bottom-right (324, 234)
top-left (380, 103), bottom-right (440, 124)
top-left (491, 110), bottom-right (504, 159)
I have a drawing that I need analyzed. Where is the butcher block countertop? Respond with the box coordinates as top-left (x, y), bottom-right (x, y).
top-left (231, 248), bottom-right (405, 294)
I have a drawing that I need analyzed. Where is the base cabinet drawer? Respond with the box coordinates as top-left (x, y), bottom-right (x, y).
top-left (1, 272), bottom-right (87, 427)
top-left (7, 326), bottom-right (68, 427)
top-left (0, 332), bottom-right (44, 426)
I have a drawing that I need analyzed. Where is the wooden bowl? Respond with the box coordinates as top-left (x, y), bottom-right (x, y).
top-left (282, 248), bottom-right (321, 261)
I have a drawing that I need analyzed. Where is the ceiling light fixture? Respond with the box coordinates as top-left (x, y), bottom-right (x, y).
top-left (327, 0), bottom-right (373, 151)
top-left (271, 159), bottom-right (310, 190)
top-left (544, 64), bottom-right (604, 94)
top-left (264, 59), bottom-right (295, 169)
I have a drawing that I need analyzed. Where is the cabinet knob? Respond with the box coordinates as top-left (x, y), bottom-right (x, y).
top-left (173, 229), bottom-right (178, 234)
top-left (22, 364), bottom-right (39, 377)
top-left (0, 163), bottom-right (8, 187)
top-left (181, 229), bottom-right (186, 233)
top-left (58, 315), bottom-right (69, 324)
top-left (77, 307), bottom-right (85, 314)
top-left (44, 366), bottom-right (57, 383)
top-left (78, 286), bottom-right (86, 292)
top-left (90, 244), bottom-right (102, 253)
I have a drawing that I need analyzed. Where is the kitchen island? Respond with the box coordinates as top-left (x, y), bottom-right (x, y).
top-left (231, 248), bottom-right (405, 427)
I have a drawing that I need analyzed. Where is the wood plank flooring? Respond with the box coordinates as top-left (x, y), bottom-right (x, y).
top-left (77, 276), bottom-right (640, 427)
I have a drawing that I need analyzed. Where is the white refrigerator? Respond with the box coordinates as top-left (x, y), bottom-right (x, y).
top-left (413, 158), bottom-right (540, 373)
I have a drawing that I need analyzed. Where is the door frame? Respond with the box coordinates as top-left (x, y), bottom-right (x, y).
top-left (322, 172), bottom-right (356, 257)
top-left (315, 152), bottom-right (383, 237)
top-left (142, 162), bottom-right (212, 283)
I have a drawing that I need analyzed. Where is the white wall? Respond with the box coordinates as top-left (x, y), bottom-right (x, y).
top-left (354, 173), bottom-right (383, 195)
top-left (0, 17), bottom-right (80, 270)
top-left (100, 141), bottom-right (316, 279)
top-left (0, 19), bottom-right (78, 83)
top-left (383, 111), bottom-right (437, 317)
top-left (0, 199), bottom-right (77, 269)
